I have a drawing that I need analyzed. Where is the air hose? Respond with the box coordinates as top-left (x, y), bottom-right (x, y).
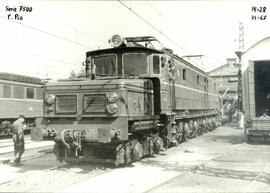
top-left (61, 129), bottom-right (71, 149)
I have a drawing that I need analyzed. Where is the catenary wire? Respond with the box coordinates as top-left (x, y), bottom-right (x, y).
top-left (118, 0), bottom-right (202, 68)
top-left (15, 0), bottom-right (107, 45)
top-left (0, 15), bottom-right (94, 50)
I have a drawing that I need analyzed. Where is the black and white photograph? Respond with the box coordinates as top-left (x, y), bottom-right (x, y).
top-left (0, 0), bottom-right (270, 192)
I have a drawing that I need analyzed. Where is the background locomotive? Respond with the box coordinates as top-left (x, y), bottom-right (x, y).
top-left (32, 35), bottom-right (220, 165)
top-left (0, 72), bottom-right (43, 136)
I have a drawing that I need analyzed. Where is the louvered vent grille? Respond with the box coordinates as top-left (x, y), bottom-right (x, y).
top-left (83, 95), bottom-right (106, 113)
top-left (55, 95), bottom-right (77, 113)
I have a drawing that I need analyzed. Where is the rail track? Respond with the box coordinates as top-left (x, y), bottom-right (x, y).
top-left (0, 126), bottom-right (269, 193)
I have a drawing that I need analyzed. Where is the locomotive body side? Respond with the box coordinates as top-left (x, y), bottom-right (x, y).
top-left (153, 53), bottom-right (220, 142)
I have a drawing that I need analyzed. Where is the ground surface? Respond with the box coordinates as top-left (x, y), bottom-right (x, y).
top-left (0, 125), bottom-right (269, 193)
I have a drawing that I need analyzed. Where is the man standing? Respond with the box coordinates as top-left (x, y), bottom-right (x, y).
top-left (12, 115), bottom-right (26, 165)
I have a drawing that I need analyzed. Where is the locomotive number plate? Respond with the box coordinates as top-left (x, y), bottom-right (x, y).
top-left (85, 128), bottom-right (98, 140)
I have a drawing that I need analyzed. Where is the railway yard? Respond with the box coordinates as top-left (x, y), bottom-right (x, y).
top-left (0, 125), bottom-right (269, 193)
top-left (2, 1), bottom-right (270, 192)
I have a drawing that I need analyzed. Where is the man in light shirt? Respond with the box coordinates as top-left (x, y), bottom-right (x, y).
top-left (12, 115), bottom-right (26, 166)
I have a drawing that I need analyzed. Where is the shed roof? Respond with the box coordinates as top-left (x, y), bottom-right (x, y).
top-left (242, 36), bottom-right (270, 56)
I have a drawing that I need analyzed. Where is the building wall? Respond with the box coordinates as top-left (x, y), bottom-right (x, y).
top-left (208, 58), bottom-right (239, 98)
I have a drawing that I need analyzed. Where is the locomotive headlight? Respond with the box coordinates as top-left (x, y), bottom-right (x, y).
top-left (107, 92), bottom-right (119, 103)
top-left (106, 103), bottom-right (118, 114)
top-left (110, 34), bottom-right (124, 47)
top-left (45, 94), bottom-right (55, 105)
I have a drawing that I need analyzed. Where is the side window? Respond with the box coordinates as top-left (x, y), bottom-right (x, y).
top-left (183, 69), bottom-right (186, 80)
top-left (26, 87), bottom-right (35, 99)
top-left (153, 55), bottom-right (160, 74)
top-left (36, 88), bottom-right (43, 99)
top-left (197, 75), bottom-right (199, 85)
top-left (204, 78), bottom-right (208, 90)
top-left (3, 85), bottom-right (11, 98)
top-left (14, 86), bottom-right (24, 99)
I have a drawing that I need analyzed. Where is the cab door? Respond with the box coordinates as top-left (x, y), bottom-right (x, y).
top-left (159, 55), bottom-right (175, 114)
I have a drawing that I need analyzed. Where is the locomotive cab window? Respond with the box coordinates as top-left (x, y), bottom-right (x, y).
top-left (153, 55), bottom-right (160, 74)
top-left (92, 54), bottom-right (116, 76)
top-left (123, 53), bottom-right (149, 76)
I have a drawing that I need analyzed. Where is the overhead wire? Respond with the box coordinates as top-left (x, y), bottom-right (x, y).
top-left (0, 15), bottom-right (94, 50)
top-left (7, 34), bottom-right (85, 60)
top-left (15, 0), bottom-right (107, 45)
top-left (1, 42), bottom-right (81, 67)
top-left (145, 1), bottom-right (204, 68)
top-left (146, 1), bottom-right (187, 41)
top-left (118, 0), bottom-right (203, 68)
top-left (36, 10), bottom-right (107, 45)
top-left (0, 9), bottom-right (90, 78)
top-left (146, 1), bottom-right (225, 71)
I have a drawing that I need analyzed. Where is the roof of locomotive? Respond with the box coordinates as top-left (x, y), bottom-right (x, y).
top-left (86, 46), bottom-right (163, 57)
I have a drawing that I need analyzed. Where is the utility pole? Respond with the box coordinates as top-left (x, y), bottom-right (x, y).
top-left (236, 22), bottom-right (244, 112)
top-left (239, 22), bottom-right (244, 52)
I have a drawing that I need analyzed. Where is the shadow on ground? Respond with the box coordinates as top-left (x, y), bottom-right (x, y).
top-left (141, 160), bottom-right (270, 185)
top-left (201, 126), bottom-right (246, 145)
top-left (4, 153), bottom-right (112, 175)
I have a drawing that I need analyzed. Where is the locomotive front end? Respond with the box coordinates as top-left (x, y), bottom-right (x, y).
top-left (33, 77), bottom-right (154, 164)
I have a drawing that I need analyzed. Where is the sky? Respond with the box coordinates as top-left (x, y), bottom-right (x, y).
top-left (1, 0), bottom-right (270, 79)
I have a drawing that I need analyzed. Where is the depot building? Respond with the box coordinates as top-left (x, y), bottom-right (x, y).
top-left (241, 36), bottom-right (270, 119)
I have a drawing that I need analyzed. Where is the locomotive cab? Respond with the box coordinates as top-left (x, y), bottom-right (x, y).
top-left (85, 35), bottom-right (169, 115)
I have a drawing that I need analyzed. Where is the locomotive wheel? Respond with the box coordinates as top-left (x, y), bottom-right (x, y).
top-left (132, 142), bottom-right (143, 161)
top-left (153, 137), bottom-right (163, 154)
top-left (193, 121), bottom-right (198, 137)
top-left (115, 144), bottom-right (125, 166)
top-left (148, 138), bottom-right (154, 156)
top-left (124, 143), bottom-right (131, 164)
top-left (183, 123), bottom-right (189, 142)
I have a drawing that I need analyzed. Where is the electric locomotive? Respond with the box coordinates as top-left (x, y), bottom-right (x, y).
top-left (32, 35), bottom-right (220, 165)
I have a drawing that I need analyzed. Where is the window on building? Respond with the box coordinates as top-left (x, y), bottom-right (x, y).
top-left (153, 55), bottom-right (160, 74)
top-left (183, 69), bottom-right (186, 80)
top-left (3, 85), bottom-right (11, 98)
top-left (26, 87), bottom-right (34, 99)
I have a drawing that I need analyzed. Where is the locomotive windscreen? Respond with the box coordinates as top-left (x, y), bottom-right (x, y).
top-left (123, 53), bottom-right (148, 75)
top-left (93, 55), bottom-right (116, 76)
